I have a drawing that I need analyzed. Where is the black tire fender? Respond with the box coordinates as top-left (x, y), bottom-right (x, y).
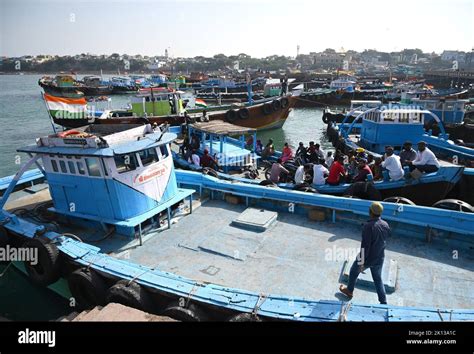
top-left (68, 268), bottom-right (108, 310)
top-left (106, 280), bottom-right (154, 312)
top-left (23, 237), bottom-right (61, 287)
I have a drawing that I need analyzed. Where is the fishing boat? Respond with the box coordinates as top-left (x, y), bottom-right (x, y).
top-left (1, 124), bottom-right (473, 322)
top-left (45, 87), bottom-right (296, 131)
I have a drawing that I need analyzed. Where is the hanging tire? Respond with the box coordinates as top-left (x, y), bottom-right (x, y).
top-left (162, 301), bottom-right (208, 322)
top-left (280, 97), bottom-right (289, 108)
top-left (225, 109), bottom-right (238, 123)
top-left (383, 197), bottom-right (416, 205)
top-left (432, 199), bottom-right (474, 212)
top-left (228, 313), bottom-right (262, 322)
top-left (0, 226), bottom-right (9, 250)
top-left (238, 108), bottom-right (250, 120)
top-left (23, 237), bottom-right (61, 287)
top-left (344, 182), bottom-right (382, 201)
top-left (262, 103), bottom-right (272, 115)
top-left (106, 280), bottom-right (153, 312)
top-left (272, 99), bottom-right (281, 111)
top-left (68, 268), bottom-right (108, 310)
top-left (322, 113), bottom-right (331, 124)
top-left (202, 167), bottom-right (219, 178)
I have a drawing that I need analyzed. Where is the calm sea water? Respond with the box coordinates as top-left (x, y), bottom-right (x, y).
top-left (0, 74), bottom-right (331, 320)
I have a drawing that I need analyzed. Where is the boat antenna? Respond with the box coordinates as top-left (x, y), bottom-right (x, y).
top-left (41, 92), bottom-right (58, 134)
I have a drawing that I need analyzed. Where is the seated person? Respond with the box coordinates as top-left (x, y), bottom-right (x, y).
top-left (326, 151), bottom-right (334, 168)
top-left (407, 141), bottom-right (440, 173)
top-left (261, 139), bottom-right (275, 158)
top-left (200, 149), bottom-right (218, 170)
top-left (255, 140), bottom-right (263, 154)
top-left (399, 141), bottom-right (417, 167)
top-left (371, 157), bottom-right (383, 181)
top-left (326, 155), bottom-right (346, 186)
top-left (314, 143), bottom-right (325, 161)
top-left (281, 142), bottom-right (294, 163)
top-left (296, 142), bottom-right (308, 163)
top-left (190, 133), bottom-right (200, 150)
top-left (189, 149), bottom-right (200, 167)
top-left (352, 159), bottom-right (373, 183)
top-left (294, 164), bottom-right (312, 185)
top-left (269, 158), bottom-right (289, 183)
top-left (312, 159), bottom-right (329, 186)
top-left (381, 146), bottom-right (404, 181)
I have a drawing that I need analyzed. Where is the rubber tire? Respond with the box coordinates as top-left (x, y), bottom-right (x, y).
top-left (238, 108), bottom-right (250, 120)
top-left (262, 103), bottom-right (272, 115)
top-left (68, 268), bottom-right (108, 310)
top-left (162, 301), bottom-right (208, 322)
top-left (383, 197), bottom-right (416, 205)
top-left (202, 167), bottom-right (219, 178)
top-left (23, 237), bottom-right (61, 287)
top-left (106, 280), bottom-right (153, 312)
top-left (344, 182), bottom-right (382, 201)
top-left (322, 113), bottom-right (330, 124)
top-left (228, 313), bottom-right (262, 322)
top-left (259, 180), bottom-right (277, 187)
top-left (280, 97), bottom-right (289, 108)
top-left (225, 109), bottom-right (238, 123)
top-left (432, 199), bottom-right (474, 213)
top-left (272, 99), bottom-right (281, 111)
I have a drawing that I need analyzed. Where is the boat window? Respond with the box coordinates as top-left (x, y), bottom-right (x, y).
top-left (160, 145), bottom-right (169, 159)
top-left (400, 113), bottom-right (409, 123)
top-left (51, 159), bottom-right (58, 173)
top-left (102, 159), bottom-right (109, 176)
top-left (68, 161), bottom-right (76, 174)
top-left (138, 148), bottom-right (159, 167)
top-left (59, 160), bottom-right (67, 173)
top-left (77, 161), bottom-right (86, 175)
top-left (145, 96), bottom-right (150, 102)
top-left (114, 154), bottom-right (138, 173)
top-left (85, 157), bottom-right (101, 177)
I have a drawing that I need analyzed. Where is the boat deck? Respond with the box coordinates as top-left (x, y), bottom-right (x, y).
top-left (103, 199), bottom-right (473, 309)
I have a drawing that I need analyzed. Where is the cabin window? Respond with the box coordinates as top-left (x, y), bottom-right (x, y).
top-left (160, 145), bottom-right (169, 159)
top-left (68, 161), bottom-right (76, 174)
top-left (51, 159), bottom-right (58, 173)
top-left (114, 154), bottom-right (138, 173)
top-left (138, 148), bottom-right (159, 167)
top-left (77, 161), bottom-right (86, 175)
top-left (59, 160), bottom-right (67, 173)
top-left (85, 158), bottom-right (101, 177)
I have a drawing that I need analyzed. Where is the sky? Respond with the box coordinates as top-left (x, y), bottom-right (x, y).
top-left (1, 0), bottom-right (473, 58)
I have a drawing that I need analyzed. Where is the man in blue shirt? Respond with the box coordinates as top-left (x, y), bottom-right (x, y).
top-left (339, 202), bottom-right (390, 304)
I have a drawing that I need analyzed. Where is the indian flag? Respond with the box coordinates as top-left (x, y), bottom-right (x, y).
top-left (195, 98), bottom-right (207, 108)
top-left (44, 93), bottom-right (88, 119)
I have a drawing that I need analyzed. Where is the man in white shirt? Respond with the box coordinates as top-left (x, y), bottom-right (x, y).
top-left (313, 161), bottom-right (329, 185)
top-left (408, 141), bottom-right (440, 173)
top-left (189, 150), bottom-right (200, 167)
top-left (294, 164), bottom-right (311, 185)
top-left (326, 151), bottom-right (334, 169)
top-left (381, 146), bottom-right (404, 181)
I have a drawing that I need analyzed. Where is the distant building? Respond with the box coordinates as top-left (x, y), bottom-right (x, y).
top-left (441, 50), bottom-right (465, 62)
top-left (311, 52), bottom-right (343, 68)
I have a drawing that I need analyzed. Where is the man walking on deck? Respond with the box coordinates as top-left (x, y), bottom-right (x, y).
top-left (339, 202), bottom-right (389, 304)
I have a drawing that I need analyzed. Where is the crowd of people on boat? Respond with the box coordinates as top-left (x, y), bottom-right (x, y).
top-left (265, 139), bottom-right (440, 187)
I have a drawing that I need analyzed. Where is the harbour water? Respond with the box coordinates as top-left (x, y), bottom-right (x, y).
top-left (0, 74), bottom-right (331, 320)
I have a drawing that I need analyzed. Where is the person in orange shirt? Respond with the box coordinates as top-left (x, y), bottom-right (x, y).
top-left (281, 142), bottom-right (293, 163)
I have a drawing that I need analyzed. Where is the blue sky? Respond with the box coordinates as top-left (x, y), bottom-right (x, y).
top-left (1, 0), bottom-right (472, 57)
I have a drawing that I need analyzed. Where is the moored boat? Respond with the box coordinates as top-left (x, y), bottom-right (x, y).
top-left (1, 124), bottom-right (473, 321)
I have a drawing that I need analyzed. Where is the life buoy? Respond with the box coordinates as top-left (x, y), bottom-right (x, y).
top-left (162, 301), bottom-right (208, 321)
top-left (280, 97), bottom-right (289, 108)
top-left (228, 313), bottom-right (263, 322)
top-left (272, 99), bottom-right (281, 111)
top-left (23, 237), bottom-right (61, 286)
top-left (262, 103), bottom-right (272, 115)
top-left (225, 109), bottom-right (238, 123)
top-left (68, 268), bottom-right (108, 310)
top-left (57, 129), bottom-right (82, 138)
top-left (238, 108), bottom-right (250, 120)
top-left (106, 280), bottom-right (154, 312)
